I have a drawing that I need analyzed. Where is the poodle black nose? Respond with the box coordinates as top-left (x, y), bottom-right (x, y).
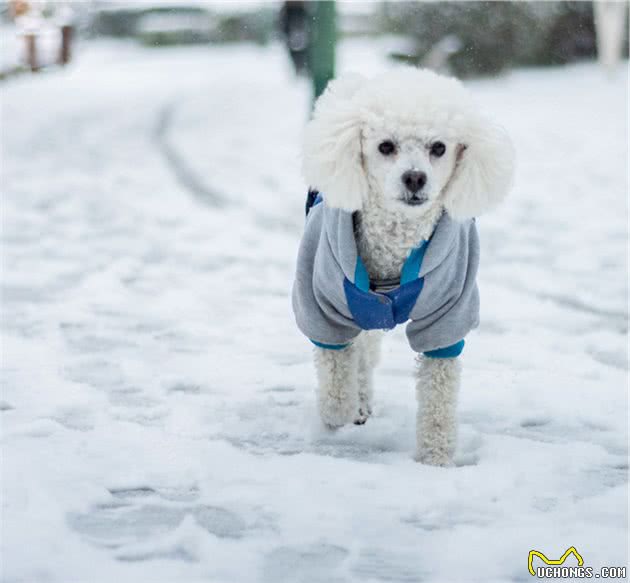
top-left (402, 170), bottom-right (427, 194)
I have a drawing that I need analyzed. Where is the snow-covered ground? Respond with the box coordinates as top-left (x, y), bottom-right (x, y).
top-left (1, 39), bottom-right (628, 583)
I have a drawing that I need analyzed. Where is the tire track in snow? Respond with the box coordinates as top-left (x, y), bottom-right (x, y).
top-left (155, 100), bottom-right (227, 208)
top-left (489, 275), bottom-right (628, 330)
top-left (155, 99), bottom-right (302, 236)
top-left (534, 290), bottom-right (628, 324)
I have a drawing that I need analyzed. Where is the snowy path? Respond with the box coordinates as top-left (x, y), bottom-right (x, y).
top-left (1, 41), bottom-right (628, 583)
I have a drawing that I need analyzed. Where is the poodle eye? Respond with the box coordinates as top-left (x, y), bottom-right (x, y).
top-left (430, 141), bottom-right (446, 157)
top-left (378, 140), bottom-right (396, 156)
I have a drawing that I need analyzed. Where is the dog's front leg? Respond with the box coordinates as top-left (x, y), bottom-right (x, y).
top-left (415, 355), bottom-right (461, 466)
top-left (356, 331), bottom-right (382, 424)
top-left (314, 343), bottom-right (359, 429)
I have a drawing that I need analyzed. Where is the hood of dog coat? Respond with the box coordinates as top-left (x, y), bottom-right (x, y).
top-left (292, 196), bottom-right (480, 354)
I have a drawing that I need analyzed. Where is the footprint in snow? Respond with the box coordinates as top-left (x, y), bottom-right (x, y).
top-left (111, 485), bottom-right (201, 503)
top-left (117, 546), bottom-right (196, 563)
top-left (108, 387), bottom-right (159, 408)
top-left (52, 407), bottom-right (95, 431)
top-left (351, 547), bottom-right (429, 582)
top-left (68, 504), bottom-right (186, 545)
top-left (167, 382), bottom-right (202, 395)
top-left (519, 417), bottom-right (551, 429)
top-left (263, 385), bottom-right (296, 393)
top-left (263, 543), bottom-right (348, 583)
top-left (68, 491), bottom-right (246, 550)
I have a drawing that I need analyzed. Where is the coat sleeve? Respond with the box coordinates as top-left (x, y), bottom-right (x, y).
top-left (405, 220), bottom-right (480, 354)
top-left (292, 204), bottom-right (361, 346)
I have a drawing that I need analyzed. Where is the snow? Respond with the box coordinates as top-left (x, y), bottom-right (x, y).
top-left (1, 39), bottom-right (628, 583)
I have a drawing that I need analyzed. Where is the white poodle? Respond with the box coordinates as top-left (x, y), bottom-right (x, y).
top-left (292, 67), bottom-right (515, 466)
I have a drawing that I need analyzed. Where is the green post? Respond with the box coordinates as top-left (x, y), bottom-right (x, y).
top-left (309, 1), bottom-right (336, 103)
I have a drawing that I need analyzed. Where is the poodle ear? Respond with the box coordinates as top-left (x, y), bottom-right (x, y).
top-left (302, 74), bottom-right (368, 211)
top-left (442, 116), bottom-right (515, 220)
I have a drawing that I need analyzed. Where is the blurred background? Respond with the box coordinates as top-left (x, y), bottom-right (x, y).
top-left (1, 2), bottom-right (628, 582)
top-left (1, 0), bottom-right (628, 81)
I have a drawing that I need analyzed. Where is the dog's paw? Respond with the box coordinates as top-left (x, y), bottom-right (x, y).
top-left (414, 449), bottom-right (455, 467)
top-left (318, 403), bottom-right (353, 429)
top-left (353, 406), bottom-right (372, 426)
top-left (354, 408), bottom-right (372, 425)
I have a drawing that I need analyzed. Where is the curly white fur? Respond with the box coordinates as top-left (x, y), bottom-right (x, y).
top-left (355, 191), bottom-right (444, 280)
top-left (303, 67), bottom-right (515, 219)
top-left (356, 331), bottom-right (382, 423)
top-left (314, 341), bottom-right (359, 428)
top-left (415, 356), bottom-right (461, 466)
top-left (303, 67), bottom-right (514, 465)
top-left (314, 332), bottom-right (382, 427)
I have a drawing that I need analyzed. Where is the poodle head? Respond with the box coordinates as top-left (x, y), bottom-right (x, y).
top-left (302, 67), bottom-right (515, 220)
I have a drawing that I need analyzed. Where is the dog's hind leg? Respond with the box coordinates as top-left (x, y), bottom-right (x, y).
top-left (314, 343), bottom-right (360, 429)
top-left (414, 355), bottom-right (461, 466)
top-left (355, 331), bottom-right (383, 424)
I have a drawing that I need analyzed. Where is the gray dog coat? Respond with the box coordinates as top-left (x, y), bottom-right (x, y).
top-left (292, 194), bottom-right (480, 357)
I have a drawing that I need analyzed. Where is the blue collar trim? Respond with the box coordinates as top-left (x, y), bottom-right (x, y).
top-left (354, 254), bottom-right (371, 292)
top-left (354, 239), bottom-right (429, 292)
top-left (401, 240), bottom-right (429, 285)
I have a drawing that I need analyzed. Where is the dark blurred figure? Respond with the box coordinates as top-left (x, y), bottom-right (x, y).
top-left (279, 1), bottom-right (311, 76)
